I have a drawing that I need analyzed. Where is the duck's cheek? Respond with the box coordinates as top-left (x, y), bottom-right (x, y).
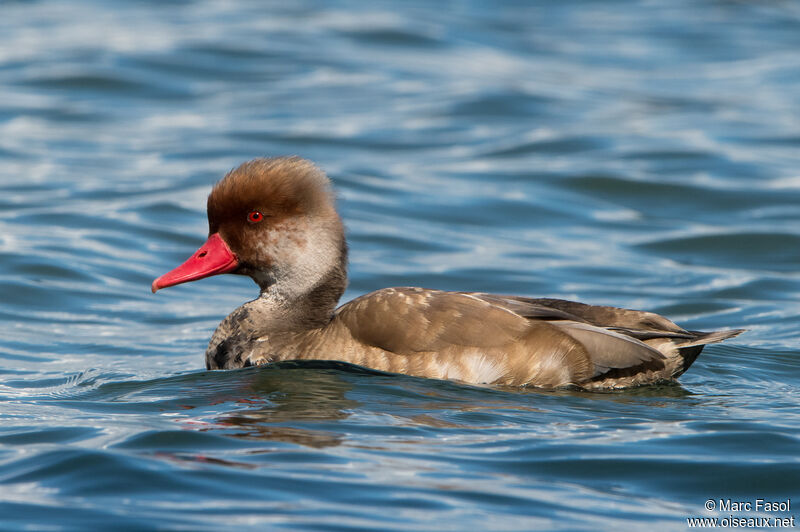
top-left (246, 239), bottom-right (277, 268)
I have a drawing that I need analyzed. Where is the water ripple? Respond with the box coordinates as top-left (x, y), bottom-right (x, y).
top-left (1, 0), bottom-right (799, 530)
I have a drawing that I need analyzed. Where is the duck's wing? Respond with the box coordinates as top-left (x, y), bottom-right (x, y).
top-left (471, 294), bottom-right (692, 335)
top-left (335, 287), bottom-right (535, 353)
top-left (472, 293), bottom-right (744, 381)
top-left (334, 287), bottom-right (668, 384)
top-left (484, 294), bottom-right (744, 344)
top-left (467, 293), bottom-right (676, 373)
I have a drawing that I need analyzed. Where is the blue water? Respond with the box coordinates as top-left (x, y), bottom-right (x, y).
top-left (1, 1), bottom-right (799, 530)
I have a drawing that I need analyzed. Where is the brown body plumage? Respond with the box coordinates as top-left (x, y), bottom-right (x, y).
top-left (153, 157), bottom-right (744, 389)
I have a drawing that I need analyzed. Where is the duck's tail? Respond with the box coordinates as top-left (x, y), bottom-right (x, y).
top-left (673, 328), bottom-right (745, 377)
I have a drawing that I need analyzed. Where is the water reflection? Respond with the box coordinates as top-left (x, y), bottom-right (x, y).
top-left (201, 362), bottom-right (364, 448)
top-left (191, 362), bottom-right (698, 451)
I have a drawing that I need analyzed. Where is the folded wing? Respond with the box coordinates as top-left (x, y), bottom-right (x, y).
top-left (335, 288), bottom-right (679, 385)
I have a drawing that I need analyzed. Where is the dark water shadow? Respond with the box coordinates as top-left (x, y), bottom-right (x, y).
top-left (203, 361), bottom-right (371, 448)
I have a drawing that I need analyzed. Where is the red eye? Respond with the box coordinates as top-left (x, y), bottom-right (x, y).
top-left (247, 211), bottom-right (264, 224)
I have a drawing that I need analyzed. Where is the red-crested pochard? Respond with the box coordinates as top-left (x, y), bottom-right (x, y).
top-left (152, 157), bottom-right (743, 389)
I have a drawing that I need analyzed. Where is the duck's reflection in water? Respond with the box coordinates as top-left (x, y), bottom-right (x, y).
top-left (177, 360), bottom-right (695, 460)
top-left (200, 361), bottom-right (372, 449)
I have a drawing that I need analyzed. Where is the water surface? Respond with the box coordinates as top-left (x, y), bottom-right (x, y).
top-left (1, 1), bottom-right (798, 530)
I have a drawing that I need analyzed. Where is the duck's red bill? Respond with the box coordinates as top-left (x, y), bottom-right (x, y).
top-left (151, 233), bottom-right (238, 293)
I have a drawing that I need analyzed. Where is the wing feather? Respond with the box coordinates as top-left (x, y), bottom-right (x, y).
top-left (336, 288), bottom-right (531, 354)
top-left (336, 288), bottom-right (681, 380)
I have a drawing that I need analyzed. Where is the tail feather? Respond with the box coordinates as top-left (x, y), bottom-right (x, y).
top-left (673, 328), bottom-right (745, 377)
top-left (678, 328), bottom-right (745, 348)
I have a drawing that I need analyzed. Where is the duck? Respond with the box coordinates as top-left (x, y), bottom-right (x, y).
top-left (152, 157), bottom-right (743, 389)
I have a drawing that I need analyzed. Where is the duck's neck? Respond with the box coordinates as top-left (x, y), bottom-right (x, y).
top-left (257, 240), bottom-right (348, 330)
top-left (205, 241), bottom-right (347, 370)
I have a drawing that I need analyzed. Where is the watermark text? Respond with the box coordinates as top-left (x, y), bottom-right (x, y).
top-left (687, 499), bottom-right (794, 528)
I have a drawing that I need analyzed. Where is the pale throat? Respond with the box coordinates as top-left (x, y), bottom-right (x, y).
top-left (253, 217), bottom-right (344, 310)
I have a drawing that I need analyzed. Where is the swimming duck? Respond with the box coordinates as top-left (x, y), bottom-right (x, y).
top-left (152, 157), bottom-right (743, 389)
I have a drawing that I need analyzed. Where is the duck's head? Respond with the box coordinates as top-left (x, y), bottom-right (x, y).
top-left (152, 157), bottom-right (347, 304)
